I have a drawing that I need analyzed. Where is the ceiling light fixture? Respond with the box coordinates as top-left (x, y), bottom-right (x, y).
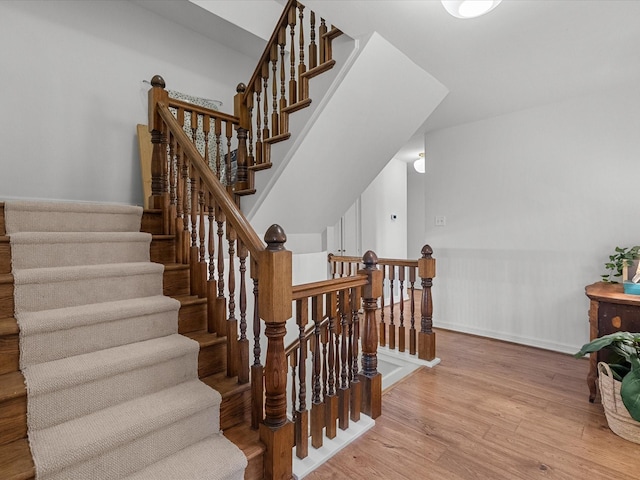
top-left (441, 0), bottom-right (502, 19)
top-left (414, 153), bottom-right (425, 174)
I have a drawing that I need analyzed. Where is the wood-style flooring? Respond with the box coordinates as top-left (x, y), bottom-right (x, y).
top-left (306, 322), bottom-right (638, 479)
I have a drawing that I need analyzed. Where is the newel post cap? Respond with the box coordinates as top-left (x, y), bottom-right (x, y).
top-left (264, 224), bottom-right (287, 251)
top-left (150, 75), bottom-right (166, 89)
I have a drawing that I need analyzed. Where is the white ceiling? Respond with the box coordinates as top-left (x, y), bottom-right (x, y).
top-left (134, 0), bottom-right (640, 162)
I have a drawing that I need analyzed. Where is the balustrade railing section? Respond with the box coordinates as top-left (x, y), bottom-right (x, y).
top-left (328, 245), bottom-right (437, 361)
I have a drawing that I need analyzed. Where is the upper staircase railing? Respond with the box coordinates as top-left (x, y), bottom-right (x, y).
top-left (233, 0), bottom-right (342, 195)
top-left (328, 245), bottom-right (437, 361)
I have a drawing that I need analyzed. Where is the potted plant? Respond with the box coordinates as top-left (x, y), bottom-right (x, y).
top-left (601, 246), bottom-right (640, 295)
top-left (575, 332), bottom-right (640, 443)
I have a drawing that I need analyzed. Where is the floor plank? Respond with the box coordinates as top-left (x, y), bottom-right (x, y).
top-left (306, 312), bottom-right (637, 480)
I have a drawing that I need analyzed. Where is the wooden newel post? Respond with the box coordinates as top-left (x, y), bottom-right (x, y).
top-left (418, 244), bottom-right (436, 361)
top-left (259, 225), bottom-right (294, 480)
top-left (147, 75), bottom-right (170, 231)
top-left (358, 250), bottom-right (382, 419)
top-left (234, 83), bottom-right (249, 188)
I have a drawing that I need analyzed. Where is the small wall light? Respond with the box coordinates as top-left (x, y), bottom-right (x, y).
top-left (441, 0), bottom-right (502, 19)
top-left (414, 153), bottom-right (425, 174)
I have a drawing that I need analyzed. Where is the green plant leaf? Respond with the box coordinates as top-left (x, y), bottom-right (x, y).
top-left (609, 363), bottom-right (631, 381)
top-left (574, 332), bottom-right (635, 358)
top-left (621, 357), bottom-right (640, 421)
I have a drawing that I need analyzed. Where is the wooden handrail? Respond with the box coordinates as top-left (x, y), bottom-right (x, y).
top-left (292, 274), bottom-right (368, 300)
top-left (243, 0), bottom-right (297, 105)
top-left (328, 253), bottom-right (418, 268)
top-left (167, 97), bottom-right (240, 124)
top-left (156, 102), bottom-right (265, 257)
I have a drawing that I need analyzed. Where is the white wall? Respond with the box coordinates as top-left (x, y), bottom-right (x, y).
top-left (407, 165), bottom-right (426, 260)
top-left (0, 0), bottom-right (254, 205)
top-left (415, 84), bottom-right (640, 353)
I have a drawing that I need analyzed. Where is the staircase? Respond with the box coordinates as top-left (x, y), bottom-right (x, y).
top-left (0, 202), bottom-right (258, 479)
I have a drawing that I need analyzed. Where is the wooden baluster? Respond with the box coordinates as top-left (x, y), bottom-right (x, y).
top-left (254, 78), bottom-right (263, 166)
top-left (295, 298), bottom-right (308, 459)
top-left (251, 274), bottom-right (263, 429)
top-left (180, 149), bottom-right (190, 263)
top-left (259, 225), bottom-right (294, 480)
top-left (290, 351), bottom-right (298, 431)
top-left (319, 18), bottom-right (328, 64)
top-left (324, 291), bottom-right (338, 439)
top-left (168, 131), bottom-right (176, 224)
top-left (197, 178), bottom-right (206, 297)
top-left (207, 195), bottom-right (218, 334)
top-left (189, 173), bottom-right (199, 296)
top-left (359, 251), bottom-right (382, 419)
top-left (203, 115), bottom-right (211, 169)
top-left (418, 245), bottom-right (437, 361)
top-left (278, 26), bottom-right (288, 134)
top-left (288, 4), bottom-right (297, 104)
top-left (310, 295), bottom-right (324, 449)
top-left (238, 241), bottom-right (249, 384)
top-left (246, 93), bottom-right (255, 168)
top-left (190, 110), bottom-right (198, 147)
top-left (389, 265), bottom-right (396, 350)
top-left (214, 117), bottom-right (222, 180)
top-left (175, 140), bottom-right (185, 264)
top-left (298, 4), bottom-right (307, 101)
top-left (409, 266), bottom-right (417, 355)
top-left (215, 207), bottom-right (226, 336)
top-left (309, 11), bottom-right (317, 69)
top-left (227, 225), bottom-right (238, 377)
top-left (399, 266), bottom-right (406, 353)
top-left (270, 43), bottom-right (279, 137)
top-left (379, 265), bottom-right (386, 346)
top-left (262, 62), bottom-right (270, 141)
top-left (225, 121), bottom-right (233, 188)
top-left (338, 289), bottom-right (350, 430)
top-left (350, 286), bottom-right (361, 422)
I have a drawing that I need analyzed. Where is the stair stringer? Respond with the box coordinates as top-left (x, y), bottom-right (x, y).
top-left (244, 31), bottom-right (449, 236)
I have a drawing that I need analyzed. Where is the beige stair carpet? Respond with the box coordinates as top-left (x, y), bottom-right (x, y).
top-left (4, 200), bottom-right (247, 480)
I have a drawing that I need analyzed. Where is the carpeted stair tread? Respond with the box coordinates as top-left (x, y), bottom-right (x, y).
top-left (17, 295), bottom-right (179, 335)
top-left (12, 262), bottom-right (163, 285)
top-left (123, 434), bottom-right (247, 480)
top-left (25, 334), bottom-right (201, 430)
top-left (12, 262), bottom-right (164, 312)
top-left (18, 296), bottom-right (180, 367)
top-left (9, 232), bottom-right (151, 269)
top-left (30, 379), bottom-right (221, 477)
top-left (4, 201), bottom-right (142, 233)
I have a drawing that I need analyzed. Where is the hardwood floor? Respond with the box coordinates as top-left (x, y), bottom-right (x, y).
top-left (306, 325), bottom-right (638, 479)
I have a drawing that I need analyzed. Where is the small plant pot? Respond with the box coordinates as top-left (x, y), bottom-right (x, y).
top-left (598, 362), bottom-right (640, 444)
top-left (623, 281), bottom-right (640, 295)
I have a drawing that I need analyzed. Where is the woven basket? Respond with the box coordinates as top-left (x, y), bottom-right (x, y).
top-left (598, 362), bottom-right (640, 444)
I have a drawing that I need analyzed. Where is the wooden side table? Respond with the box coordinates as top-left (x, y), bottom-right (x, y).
top-left (585, 282), bottom-right (640, 401)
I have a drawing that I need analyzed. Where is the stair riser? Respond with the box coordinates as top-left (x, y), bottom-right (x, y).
top-left (0, 334), bottom-right (18, 376)
top-left (20, 309), bottom-right (178, 367)
top-left (178, 301), bottom-right (207, 334)
top-left (151, 239), bottom-right (176, 264)
top-left (0, 242), bottom-right (9, 274)
top-left (0, 204), bottom-right (5, 236)
top-left (0, 396), bottom-right (26, 447)
top-left (141, 211), bottom-right (163, 235)
top-left (220, 388), bottom-right (251, 431)
top-left (0, 283), bottom-right (13, 318)
top-left (198, 342), bottom-right (226, 378)
top-left (10, 241), bottom-right (150, 270)
top-left (27, 352), bottom-right (200, 430)
top-left (164, 267), bottom-right (190, 297)
top-left (15, 272), bottom-right (162, 313)
top-left (39, 407), bottom-right (220, 480)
